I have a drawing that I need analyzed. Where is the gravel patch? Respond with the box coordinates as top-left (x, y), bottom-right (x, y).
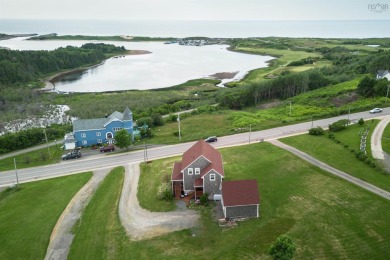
top-left (119, 163), bottom-right (199, 241)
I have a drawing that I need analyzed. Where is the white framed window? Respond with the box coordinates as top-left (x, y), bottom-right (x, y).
top-left (82, 140), bottom-right (87, 145)
top-left (188, 168), bottom-right (193, 175)
top-left (81, 133), bottom-right (86, 138)
top-left (113, 127), bottom-right (123, 132)
top-left (96, 132), bottom-right (101, 136)
top-left (195, 168), bottom-right (200, 175)
top-left (210, 174), bottom-right (215, 181)
top-left (97, 139), bottom-right (102, 143)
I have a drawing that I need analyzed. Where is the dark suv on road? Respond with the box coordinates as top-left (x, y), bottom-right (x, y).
top-left (205, 136), bottom-right (218, 143)
top-left (62, 150), bottom-right (81, 160)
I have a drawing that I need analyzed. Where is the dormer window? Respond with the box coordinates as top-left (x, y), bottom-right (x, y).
top-left (195, 168), bottom-right (200, 175)
top-left (188, 168), bottom-right (193, 175)
top-left (210, 174), bottom-right (215, 181)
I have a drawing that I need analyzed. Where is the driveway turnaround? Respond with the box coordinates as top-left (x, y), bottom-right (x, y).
top-left (269, 139), bottom-right (390, 201)
top-left (119, 163), bottom-right (199, 241)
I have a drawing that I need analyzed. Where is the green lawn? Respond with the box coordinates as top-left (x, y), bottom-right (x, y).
top-left (280, 120), bottom-right (390, 193)
top-left (382, 123), bottom-right (390, 154)
top-left (232, 46), bottom-right (322, 82)
top-left (0, 173), bottom-right (92, 259)
top-left (69, 143), bottom-right (390, 259)
top-left (0, 145), bottom-right (62, 171)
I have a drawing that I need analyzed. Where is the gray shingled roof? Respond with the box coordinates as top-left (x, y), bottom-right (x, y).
top-left (72, 108), bottom-right (134, 132)
top-left (123, 107), bottom-right (132, 120)
top-left (73, 118), bottom-right (108, 131)
top-left (377, 70), bottom-right (390, 78)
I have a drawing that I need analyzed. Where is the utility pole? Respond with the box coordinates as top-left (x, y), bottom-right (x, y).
top-left (386, 84), bottom-right (390, 104)
top-left (13, 158), bottom-right (19, 188)
top-left (348, 106), bottom-right (351, 122)
top-left (311, 117), bottom-right (314, 128)
top-left (143, 142), bottom-right (148, 163)
top-left (178, 112), bottom-right (181, 142)
top-left (43, 129), bottom-right (51, 158)
top-left (249, 124), bottom-right (252, 144)
top-left (289, 101), bottom-right (292, 117)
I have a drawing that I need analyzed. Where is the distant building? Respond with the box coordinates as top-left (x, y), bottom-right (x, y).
top-left (72, 107), bottom-right (134, 147)
top-left (376, 70), bottom-right (390, 81)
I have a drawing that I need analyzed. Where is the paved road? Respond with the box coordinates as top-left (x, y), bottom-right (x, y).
top-left (1, 108), bottom-right (389, 187)
top-left (269, 139), bottom-right (390, 201)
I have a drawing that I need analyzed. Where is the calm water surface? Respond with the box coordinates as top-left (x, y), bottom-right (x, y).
top-left (0, 37), bottom-right (273, 92)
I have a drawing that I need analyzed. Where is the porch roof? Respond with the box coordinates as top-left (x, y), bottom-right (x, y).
top-left (171, 162), bottom-right (183, 181)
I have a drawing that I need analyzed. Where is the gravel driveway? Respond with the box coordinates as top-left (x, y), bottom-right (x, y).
top-left (45, 168), bottom-right (111, 260)
top-left (119, 163), bottom-right (199, 241)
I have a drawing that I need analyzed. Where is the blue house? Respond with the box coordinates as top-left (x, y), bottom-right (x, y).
top-left (72, 107), bottom-right (134, 147)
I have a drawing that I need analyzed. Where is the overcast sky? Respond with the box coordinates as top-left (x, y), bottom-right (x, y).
top-left (1, 0), bottom-right (389, 20)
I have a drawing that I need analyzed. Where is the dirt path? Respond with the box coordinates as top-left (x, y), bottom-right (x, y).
top-left (119, 163), bottom-right (199, 241)
top-left (371, 116), bottom-right (390, 169)
top-left (268, 139), bottom-right (390, 201)
top-left (44, 168), bottom-right (111, 260)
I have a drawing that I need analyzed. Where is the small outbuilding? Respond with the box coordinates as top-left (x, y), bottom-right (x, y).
top-left (221, 180), bottom-right (260, 219)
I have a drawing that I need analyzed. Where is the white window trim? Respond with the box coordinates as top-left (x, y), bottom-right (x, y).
top-left (81, 133), bottom-right (86, 138)
top-left (195, 168), bottom-right (200, 175)
top-left (82, 140), bottom-right (87, 145)
top-left (97, 139), bottom-right (102, 143)
top-left (96, 132), bottom-right (101, 136)
top-left (188, 168), bottom-right (193, 175)
top-left (210, 174), bottom-right (215, 181)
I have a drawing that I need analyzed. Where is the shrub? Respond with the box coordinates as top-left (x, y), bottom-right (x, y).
top-left (328, 133), bottom-right (335, 139)
top-left (200, 193), bottom-right (209, 205)
top-left (308, 127), bottom-right (325, 135)
top-left (168, 114), bottom-right (178, 122)
top-left (173, 131), bottom-right (182, 137)
top-left (157, 182), bottom-right (173, 200)
top-left (269, 234), bottom-right (296, 260)
top-left (358, 118), bottom-right (365, 126)
top-left (329, 119), bottom-right (350, 132)
top-left (344, 144), bottom-right (349, 148)
top-left (151, 113), bottom-right (164, 126)
top-left (136, 117), bottom-right (153, 128)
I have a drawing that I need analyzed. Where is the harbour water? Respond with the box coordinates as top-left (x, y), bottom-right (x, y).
top-left (0, 37), bottom-right (273, 92)
top-left (1, 19), bottom-right (389, 92)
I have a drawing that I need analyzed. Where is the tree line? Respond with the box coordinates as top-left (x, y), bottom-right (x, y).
top-left (0, 124), bottom-right (71, 154)
top-left (0, 43), bottom-right (126, 86)
top-left (217, 49), bottom-right (390, 109)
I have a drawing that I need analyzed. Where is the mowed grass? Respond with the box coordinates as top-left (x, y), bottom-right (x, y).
top-left (70, 144), bottom-right (390, 259)
top-left (68, 167), bottom-right (127, 259)
top-left (281, 120), bottom-right (390, 192)
top-left (0, 173), bottom-right (92, 259)
top-left (0, 145), bottom-right (62, 171)
top-left (151, 112), bottom-right (232, 144)
top-left (382, 123), bottom-right (390, 154)
top-left (234, 46), bottom-right (322, 81)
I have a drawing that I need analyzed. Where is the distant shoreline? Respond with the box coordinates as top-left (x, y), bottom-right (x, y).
top-left (40, 50), bottom-right (152, 92)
